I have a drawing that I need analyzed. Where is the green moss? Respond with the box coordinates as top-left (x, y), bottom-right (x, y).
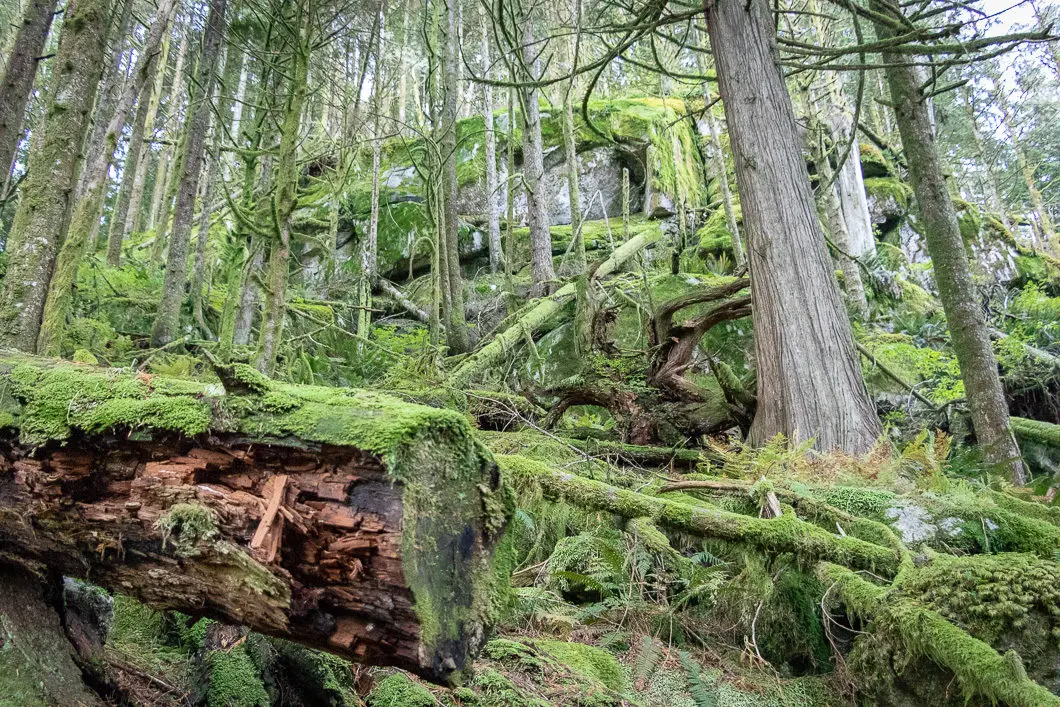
top-left (863, 177), bottom-right (913, 210)
top-left (156, 503), bottom-right (218, 554)
top-left (367, 673), bottom-right (435, 707)
top-left (205, 645), bottom-right (270, 707)
top-left (536, 640), bottom-right (629, 693)
top-left (857, 333), bottom-right (965, 403)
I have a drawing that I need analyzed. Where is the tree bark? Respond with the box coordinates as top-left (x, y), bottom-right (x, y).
top-left (517, 5), bottom-right (556, 296)
top-left (147, 29), bottom-right (189, 235)
top-left (77, 0), bottom-right (134, 198)
top-left (38, 0), bottom-right (178, 355)
top-left (153, 0), bottom-right (228, 347)
top-left (255, 0), bottom-right (311, 373)
top-left (0, 0), bottom-right (57, 186)
top-left (125, 29), bottom-right (174, 238)
top-left (0, 0), bottom-right (110, 353)
top-left (440, 0), bottom-right (470, 353)
top-left (872, 1), bottom-right (1027, 485)
top-left (705, 0), bottom-right (881, 453)
top-left (480, 2), bottom-right (503, 273)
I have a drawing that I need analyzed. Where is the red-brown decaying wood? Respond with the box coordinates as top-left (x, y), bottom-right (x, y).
top-left (0, 432), bottom-right (464, 682)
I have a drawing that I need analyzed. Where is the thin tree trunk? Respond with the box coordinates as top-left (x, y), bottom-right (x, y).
top-left (78, 0), bottom-right (134, 197)
top-left (152, 0), bottom-right (227, 346)
top-left (190, 152), bottom-right (217, 339)
top-left (38, 0), bottom-right (178, 354)
top-left (872, 1), bottom-right (1027, 485)
top-left (396, 0), bottom-right (409, 128)
top-left (255, 0), bottom-right (311, 374)
top-left (358, 7), bottom-right (384, 340)
top-left (148, 29), bottom-right (189, 234)
top-left (518, 9), bottom-right (555, 297)
top-left (0, 0), bottom-right (110, 353)
top-left (0, 0), bottom-right (57, 186)
top-left (440, 0), bottom-right (470, 353)
top-left (106, 78), bottom-right (152, 265)
top-left (479, 1), bottom-right (502, 273)
top-left (705, 0), bottom-right (881, 453)
top-left (125, 29), bottom-right (174, 238)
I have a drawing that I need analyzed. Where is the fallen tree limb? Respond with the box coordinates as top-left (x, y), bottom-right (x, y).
top-left (449, 226), bottom-right (662, 387)
top-left (1012, 416), bottom-right (1060, 448)
top-left (819, 562), bottom-right (1060, 707)
top-left (498, 454), bottom-right (902, 575)
top-left (0, 356), bottom-right (512, 683)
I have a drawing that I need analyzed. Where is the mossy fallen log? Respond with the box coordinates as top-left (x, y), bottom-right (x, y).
top-left (0, 356), bottom-right (512, 683)
top-left (1012, 416), bottom-right (1060, 448)
top-left (499, 454), bottom-right (902, 575)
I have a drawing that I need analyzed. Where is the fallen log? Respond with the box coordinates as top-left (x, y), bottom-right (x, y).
top-left (498, 454), bottom-right (902, 575)
top-left (0, 356), bottom-right (512, 684)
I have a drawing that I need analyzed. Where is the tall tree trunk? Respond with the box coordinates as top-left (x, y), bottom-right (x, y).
top-left (872, 2), bottom-right (1027, 485)
top-left (255, 0), bottom-right (311, 374)
top-left (0, 0), bottom-right (57, 187)
top-left (439, 0), bottom-right (470, 353)
top-left (152, 0), bottom-right (228, 347)
top-left (39, 0), bottom-right (178, 355)
top-left (479, 1), bottom-right (502, 273)
top-left (124, 29), bottom-right (174, 238)
top-left (358, 7), bottom-right (384, 340)
top-left (0, 0), bottom-right (110, 353)
top-left (705, 0), bottom-right (881, 453)
top-left (78, 0), bottom-right (134, 197)
top-left (517, 5), bottom-right (555, 296)
top-left (106, 78), bottom-right (152, 265)
top-left (148, 29), bottom-right (189, 234)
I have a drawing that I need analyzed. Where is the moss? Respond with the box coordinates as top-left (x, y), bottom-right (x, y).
top-left (535, 640), bottom-right (629, 693)
top-left (156, 503), bottom-right (218, 554)
top-left (1012, 417), bottom-right (1060, 448)
top-left (205, 644), bottom-right (270, 707)
top-left (367, 673), bottom-right (435, 707)
top-left (71, 348), bottom-right (99, 364)
top-left (863, 177), bottom-right (913, 210)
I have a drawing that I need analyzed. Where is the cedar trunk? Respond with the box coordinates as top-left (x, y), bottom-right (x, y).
top-left (705, 0), bottom-right (881, 453)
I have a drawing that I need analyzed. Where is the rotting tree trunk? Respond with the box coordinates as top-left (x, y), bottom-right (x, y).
top-left (705, 0), bottom-right (881, 453)
top-left (0, 0), bottom-right (57, 186)
top-left (0, 356), bottom-right (511, 684)
top-left (153, 0), bottom-right (227, 347)
top-left (871, 2), bottom-right (1027, 485)
top-left (0, 0), bottom-right (110, 353)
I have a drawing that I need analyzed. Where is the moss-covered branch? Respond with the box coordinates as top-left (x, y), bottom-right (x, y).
top-left (819, 562), bottom-right (1060, 707)
top-left (499, 455), bottom-right (902, 574)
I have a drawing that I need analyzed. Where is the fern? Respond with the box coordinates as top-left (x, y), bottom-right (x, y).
top-left (632, 635), bottom-right (663, 684)
top-left (679, 650), bottom-right (718, 707)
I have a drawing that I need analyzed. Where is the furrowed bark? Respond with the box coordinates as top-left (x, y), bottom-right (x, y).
top-left (0, 0), bottom-right (57, 187)
top-left (706, 0), bottom-right (881, 453)
top-left (0, 356), bottom-right (511, 684)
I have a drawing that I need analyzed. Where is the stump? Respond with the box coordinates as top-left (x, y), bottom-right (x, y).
top-left (0, 356), bottom-right (512, 683)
